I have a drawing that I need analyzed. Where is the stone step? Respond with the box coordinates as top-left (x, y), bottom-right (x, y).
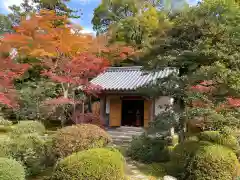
top-left (107, 126), bottom-right (144, 133)
top-left (113, 138), bottom-right (132, 143)
top-left (107, 129), bottom-right (144, 133)
top-left (112, 139), bottom-right (131, 145)
top-left (107, 126), bottom-right (144, 146)
top-left (111, 135), bottom-right (132, 140)
top-left (107, 131), bottom-right (142, 137)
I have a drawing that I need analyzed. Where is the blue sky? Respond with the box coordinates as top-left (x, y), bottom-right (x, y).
top-left (0, 0), bottom-right (101, 33)
top-left (0, 0), bottom-right (198, 33)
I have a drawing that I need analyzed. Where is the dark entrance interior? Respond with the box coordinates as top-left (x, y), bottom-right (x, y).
top-left (122, 100), bottom-right (144, 127)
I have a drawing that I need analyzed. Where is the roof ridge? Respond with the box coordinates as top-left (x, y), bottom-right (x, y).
top-left (106, 66), bottom-right (142, 72)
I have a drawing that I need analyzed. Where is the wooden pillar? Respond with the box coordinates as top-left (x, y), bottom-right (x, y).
top-left (151, 98), bottom-right (155, 121)
top-left (144, 100), bottom-right (151, 128)
top-left (100, 96), bottom-right (106, 126)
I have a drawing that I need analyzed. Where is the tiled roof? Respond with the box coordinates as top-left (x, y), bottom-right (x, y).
top-left (91, 66), bottom-right (176, 91)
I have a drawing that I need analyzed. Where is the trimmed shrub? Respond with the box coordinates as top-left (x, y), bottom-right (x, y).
top-left (51, 148), bottom-right (125, 180)
top-left (0, 118), bottom-right (12, 126)
top-left (10, 121), bottom-right (45, 137)
top-left (52, 124), bottom-right (112, 158)
top-left (0, 157), bottom-right (25, 180)
top-left (9, 133), bottom-right (51, 176)
top-left (167, 140), bottom-right (212, 178)
top-left (127, 134), bottom-right (168, 163)
top-left (0, 138), bottom-right (12, 158)
top-left (186, 144), bottom-right (240, 180)
top-left (0, 126), bottom-right (12, 133)
top-left (0, 118), bottom-right (13, 133)
top-left (197, 131), bottom-right (239, 152)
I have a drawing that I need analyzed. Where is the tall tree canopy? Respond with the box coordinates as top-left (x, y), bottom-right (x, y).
top-left (92, 0), bottom-right (188, 66)
top-left (142, 0), bottom-right (240, 132)
top-left (92, 0), bottom-right (188, 34)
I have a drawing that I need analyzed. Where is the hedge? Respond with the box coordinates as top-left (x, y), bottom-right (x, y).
top-left (167, 140), bottom-right (212, 178)
top-left (186, 144), bottom-right (240, 180)
top-left (10, 121), bottom-right (45, 137)
top-left (52, 124), bottom-right (112, 158)
top-left (51, 148), bottom-right (125, 180)
top-left (0, 157), bottom-right (25, 180)
top-left (9, 133), bottom-right (52, 176)
top-left (127, 134), bottom-right (168, 163)
top-left (197, 131), bottom-right (239, 153)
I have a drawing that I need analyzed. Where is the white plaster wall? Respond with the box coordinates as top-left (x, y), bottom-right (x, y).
top-left (155, 96), bottom-right (174, 116)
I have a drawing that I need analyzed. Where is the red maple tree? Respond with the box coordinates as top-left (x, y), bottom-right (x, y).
top-left (190, 80), bottom-right (240, 110)
top-left (0, 10), bottom-right (133, 126)
top-left (0, 56), bottom-right (29, 107)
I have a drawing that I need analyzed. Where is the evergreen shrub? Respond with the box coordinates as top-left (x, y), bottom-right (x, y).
top-left (52, 124), bottom-right (112, 158)
top-left (51, 148), bottom-right (125, 180)
top-left (10, 120), bottom-right (45, 137)
top-left (186, 145), bottom-right (240, 180)
top-left (0, 157), bottom-right (25, 180)
top-left (127, 134), bottom-right (168, 162)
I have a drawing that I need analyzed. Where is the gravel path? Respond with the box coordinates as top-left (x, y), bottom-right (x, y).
top-left (125, 158), bottom-right (159, 180)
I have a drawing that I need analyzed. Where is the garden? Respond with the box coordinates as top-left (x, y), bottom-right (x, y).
top-left (0, 0), bottom-right (240, 179)
top-left (0, 120), bottom-right (125, 180)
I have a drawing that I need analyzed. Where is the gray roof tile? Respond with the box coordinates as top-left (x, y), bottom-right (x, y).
top-left (91, 66), bottom-right (176, 91)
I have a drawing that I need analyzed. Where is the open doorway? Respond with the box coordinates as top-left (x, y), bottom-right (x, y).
top-left (122, 100), bottom-right (144, 127)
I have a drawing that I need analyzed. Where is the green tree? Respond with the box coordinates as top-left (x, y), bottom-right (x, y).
top-left (92, 0), bottom-right (188, 66)
top-left (92, 0), bottom-right (188, 34)
top-left (109, 4), bottom-right (171, 48)
top-left (141, 0), bottom-right (240, 136)
top-left (0, 15), bottom-right (13, 35)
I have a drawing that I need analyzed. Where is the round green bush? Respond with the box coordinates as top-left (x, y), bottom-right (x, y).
top-left (0, 117), bottom-right (13, 133)
top-left (0, 126), bottom-right (12, 133)
top-left (10, 121), bottom-right (45, 137)
top-left (167, 140), bottom-right (212, 178)
top-left (127, 134), bottom-right (167, 163)
top-left (9, 133), bottom-right (51, 176)
top-left (197, 131), bottom-right (239, 152)
top-left (186, 144), bottom-right (240, 180)
top-left (0, 138), bottom-right (12, 158)
top-left (51, 148), bottom-right (125, 180)
top-left (0, 157), bottom-right (25, 180)
top-left (52, 124), bottom-right (112, 158)
top-left (0, 118), bottom-right (12, 126)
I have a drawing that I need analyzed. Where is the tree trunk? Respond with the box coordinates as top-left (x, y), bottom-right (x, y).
top-left (82, 101), bottom-right (85, 124)
top-left (178, 98), bottom-right (186, 142)
top-left (63, 90), bottom-right (68, 98)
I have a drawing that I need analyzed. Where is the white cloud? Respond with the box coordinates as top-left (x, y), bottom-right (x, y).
top-left (81, 28), bottom-right (95, 34)
top-left (3, 0), bottom-right (23, 12)
top-left (70, 26), bottom-right (95, 35)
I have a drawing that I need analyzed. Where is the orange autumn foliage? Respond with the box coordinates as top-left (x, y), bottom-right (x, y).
top-left (1, 10), bottom-right (93, 58)
top-left (0, 10), bottom-right (134, 109)
top-left (1, 10), bottom-right (134, 63)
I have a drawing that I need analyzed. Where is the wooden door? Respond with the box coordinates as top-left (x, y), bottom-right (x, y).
top-left (109, 97), bottom-right (122, 127)
top-left (144, 100), bottom-right (151, 128)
